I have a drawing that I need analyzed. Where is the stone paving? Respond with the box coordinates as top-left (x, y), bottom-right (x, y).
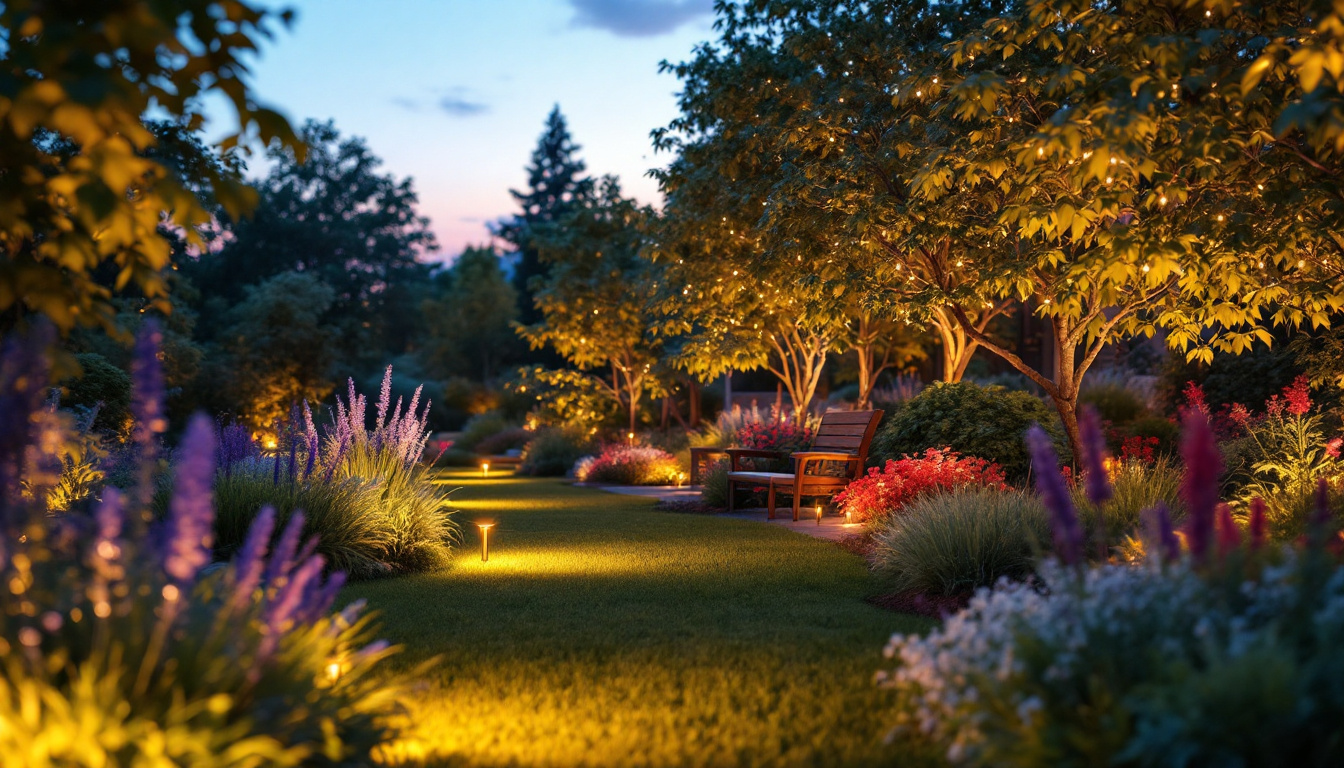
top-left (591, 484), bottom-right (860, 542)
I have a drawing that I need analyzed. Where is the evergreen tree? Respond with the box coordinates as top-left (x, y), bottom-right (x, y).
top-left (494, 106), bottom-right (595, 323)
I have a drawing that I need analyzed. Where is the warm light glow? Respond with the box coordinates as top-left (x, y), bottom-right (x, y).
top-left (815, 504), bottom-right (823, 526)
top-left (676, 472), bottom-right (687, 488)
top-left (263, 437), bottom-right (278, 451)
top-left (844, 510), bottom-right (853, 526)
top-left (326, 662), bottom-right (341, 681)
top-left (627, 431), bottom-right (635, 445)
top-left (481, 462), bottom-right (490, 478)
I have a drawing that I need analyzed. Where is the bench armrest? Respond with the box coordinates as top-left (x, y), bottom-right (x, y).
top-left (789, 451), bottom-right (857, 461)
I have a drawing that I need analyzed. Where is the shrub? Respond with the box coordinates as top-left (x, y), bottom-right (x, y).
top-left (455, 412), bottom-right (513, 452)
top-left (871, 487), bottom-right (1049, 596)
top-left (61, 352), bottom-right (133, 433)
top-left (835, 448), bottom-right (1007, 524)
top-left (736, 419), bottom-right (814, 453)
top-left (574, 445), bottom-right (682, 485)
top-left (520, 427), bottom-right (592, 477)
top-left (1113, 414), bottom-right (1180, 457)
top-left (210, 369), bottom-right (457, 579)
top-left (699, 459), bottom-right (732, 507)
top-left (1079, 382), bottom-right (1146, 424)
top-left (475, 426), bottom-right (533, 456)
top-left (0, 324), bottom-right (409, 765)
top-left (870, 382), bottom-right (1063, 481)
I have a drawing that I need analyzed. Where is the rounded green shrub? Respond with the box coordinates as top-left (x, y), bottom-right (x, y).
top-left (455, 412), bottom-right (514, 452)
top-left (62, 352), bottom-right (132, 433)
top-left (869, 381), bottom-right (1064, 481)
top-left (1080, 383), bottom-right (1146, 424)
top-left (519, 428), bottom-right (592, 476)
top-left (871, 487), bottom-right (1050, 596)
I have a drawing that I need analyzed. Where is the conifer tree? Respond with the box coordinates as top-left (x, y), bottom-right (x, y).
top-left (495, 106), bottom-right (595, 323)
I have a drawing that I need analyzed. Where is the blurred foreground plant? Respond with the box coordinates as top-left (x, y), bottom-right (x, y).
top-left (0, 324), bottom-right (415, 765)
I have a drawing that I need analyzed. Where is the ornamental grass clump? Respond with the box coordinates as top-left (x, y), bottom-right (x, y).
top-left (0, 324), bottom-right (413, 765)
top-left (835, 448), bottom-right (1006, 524)
top-left (211, 368), bottom-right (457, 578)
top-left (871, 487), bottom-right (1049, 596)
top-left (880, 408), bottom-right (1344, 766)
top-left (573, 445), bottom-right (682, 485)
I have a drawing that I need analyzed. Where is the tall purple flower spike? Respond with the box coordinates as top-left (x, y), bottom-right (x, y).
top-left (1141, 502), bottom-right (1181, 562)
top-left (1180, 409), bottom-right (1221, 563)
top-left (1079, 406), bottom-right (1112, 506)
top-left (0, 324), bottom-right (54, 543)
top-left (1026, 424), bottom-right (1083, 565)
top-left (264, 512), bottom-right (306, 589)
top-left (131, 320), bottom-right (167, 452)
top-left (228, 505), bottom-right (276, 614)
top-left (163, 414), bottom-right (217, 584)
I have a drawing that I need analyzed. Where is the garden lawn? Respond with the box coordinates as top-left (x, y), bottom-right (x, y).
top-left (347, 469), bottom-right (937, 767)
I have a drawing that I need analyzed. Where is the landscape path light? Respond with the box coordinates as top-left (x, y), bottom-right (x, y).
top-left (481, 461), bottom-right (490, 478)
top-left (815, 504), bottom-right (823, 526)
top-left (477, 522), bottom-right (495, 562)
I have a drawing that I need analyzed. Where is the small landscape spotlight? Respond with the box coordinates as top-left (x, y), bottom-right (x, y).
top-left (627, 431), bottom-right (635, 445)
top-left (477, 522), bottom-right (495, 562)
top-left (845, 510), bottom-right (853, 526)
top-left (815, 504), bottom-right (823, 526)
top-left (481, 461), bottom-right (490, 478)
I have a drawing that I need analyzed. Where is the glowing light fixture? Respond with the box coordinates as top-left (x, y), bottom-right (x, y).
top-left (477, 522), bottom-right (495, 562)
top-left (325, 662), bottom-right (341, 681)
top-left (627, 431), bottom-right (635, 445)
top-left (676, 472), bottom-right (687, 488)
top-left (815, 504), bottom-right (823, 526)
top-left (845, 510), bottom-right (853, 526)
top-left (481, 461), bottom-right (490, 478)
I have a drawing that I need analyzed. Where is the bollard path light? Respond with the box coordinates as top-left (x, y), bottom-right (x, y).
top-left (481, 461), bottom-right (490, 478)
top-left (815, 503), bottom-right (823, 526)
top-left (477, 522), bottom-right (495, 562)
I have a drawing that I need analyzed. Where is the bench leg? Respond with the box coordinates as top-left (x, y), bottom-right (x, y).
top-left (792, 489), bottom-right (802, 522)
top-left (767, 484), bottom-right (776, 519)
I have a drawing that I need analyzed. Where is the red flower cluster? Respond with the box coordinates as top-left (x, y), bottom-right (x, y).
top-left (736, 420), bottom-right (814, 453)
top-left (1119, 434), bottom-right (1159, 466)
top-left (1182, 380), bottom-right (1209, 415)
top-left (835, 448), bottom-right (1007, 523)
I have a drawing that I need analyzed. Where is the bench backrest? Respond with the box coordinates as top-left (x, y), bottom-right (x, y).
top-left (810, 409), bottom-right (884, 464)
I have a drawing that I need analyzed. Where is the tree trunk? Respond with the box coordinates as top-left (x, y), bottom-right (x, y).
top-left (688, 379), bottom-right (701, 428)
top-left (856, 341), bottom-right (875, 410)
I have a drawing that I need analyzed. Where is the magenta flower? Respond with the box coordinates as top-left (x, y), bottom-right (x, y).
top-left (1180, 410), bottom-right (1222, 563)
top-left (1079, 406), bottom-right (1112, 506)
top-left (163, 414), bottom-right (217, 584)
top-left (1026, 424), bottom-right (1083, 565)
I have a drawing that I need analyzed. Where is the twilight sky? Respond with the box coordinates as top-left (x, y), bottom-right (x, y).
top-left (220, 0), bottom-right (717, 261)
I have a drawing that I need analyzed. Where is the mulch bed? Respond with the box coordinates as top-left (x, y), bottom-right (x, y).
top-left (868, 590), bottom-right (971, 620)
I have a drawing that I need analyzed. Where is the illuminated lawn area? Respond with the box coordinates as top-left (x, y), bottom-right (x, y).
top-left (345, 469), bottom-right (938, 767)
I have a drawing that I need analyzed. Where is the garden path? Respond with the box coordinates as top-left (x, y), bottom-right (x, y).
top-left (344, 470), bottom-right (936, 767)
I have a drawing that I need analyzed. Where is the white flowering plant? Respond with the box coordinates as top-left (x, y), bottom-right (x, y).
top-left (879, 408), bottom-right (1344, 766)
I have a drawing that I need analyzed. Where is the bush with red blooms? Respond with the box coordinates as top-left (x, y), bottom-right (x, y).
top-left (1119, 434), bottom-right (1160, 466)
top-left (836, 448), bottom-right (1007, 523)
top-left (735, 420), bottom-right (814, 453)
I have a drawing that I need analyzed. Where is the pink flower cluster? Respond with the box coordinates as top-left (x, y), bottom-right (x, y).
top-left (736, 420), bottom-right (814, 452)
top-left (836, 448), bottom-right (1007, 524)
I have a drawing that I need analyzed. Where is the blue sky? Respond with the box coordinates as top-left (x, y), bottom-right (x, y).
top-left (219, 0), bottom-right (717, 260)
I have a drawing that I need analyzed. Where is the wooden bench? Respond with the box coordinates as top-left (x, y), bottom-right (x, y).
top-left (726, 410), bottom-right (884, 520)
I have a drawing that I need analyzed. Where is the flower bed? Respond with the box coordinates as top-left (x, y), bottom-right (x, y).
top-left (574, 445), bottom-right (683, 485)
top-left (836, 448), bottom-right (1006, 524)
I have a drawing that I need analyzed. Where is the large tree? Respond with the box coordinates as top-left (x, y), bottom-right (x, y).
top-left (187, 119), bottom-right (436, 368)
top-left (520, 177), bottom-right (663, 432)
top-left (887, 0), bottom-right (1344, 452)
top-left (418, 245), bottom-right (521, 382)
top-left (494, 106), bottom-right (596, 324)
top-left (652, 0), bottom-right (1008, 393)
top-left (0, 0), bottom-right (296, 334)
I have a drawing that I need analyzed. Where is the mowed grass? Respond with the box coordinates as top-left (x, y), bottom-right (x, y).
top-left (346, 469), bottom-right (938, 767)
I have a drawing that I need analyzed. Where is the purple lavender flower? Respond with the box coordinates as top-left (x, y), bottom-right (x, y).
top-left (0, 325), bottom-right (55, 537)
top-left (215, 422), bottom-right (257, 479)
top-left (1079, 406), bottom-right (1112, 506)
top-left (228, 505), bottom-right (275, 614)
top-left (1180, 409), bottom-right (1221, 563)
top-left (1026, 424), bottom-right (1083, 565)
top-left (376, 365), bottom-right (393, 429)
top-left (131, 320), bottom-right (166, 451)
top-left (299, 570), bottom-right (347, 625)
top-left (255, 554), bottom-right (326, 669)
top-left (1141, 502), bottom-right (1181, 562)
top-left (162, 414), bottom-right (217, 584)
top-left (263, 512), bottom-right (306, 589)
